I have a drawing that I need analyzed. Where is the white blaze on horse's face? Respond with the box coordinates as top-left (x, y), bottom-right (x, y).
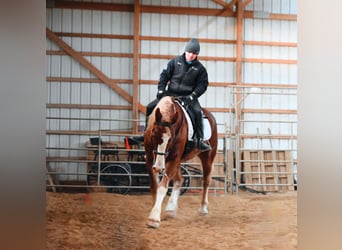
top-left (153, 131), bottom-right (171, 172)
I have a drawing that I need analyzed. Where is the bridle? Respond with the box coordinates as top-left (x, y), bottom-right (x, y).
top-left (152, 120), bottom-right (175, 157)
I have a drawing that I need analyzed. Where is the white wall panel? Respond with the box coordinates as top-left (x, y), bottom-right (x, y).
top-left (61, 55), bottom-right (72, 77)
top-left (272, 0), bottom-right (281, 13)
top-left (62, 9), bottom-right (72, 32)
top-left (71, 83), bottom-right (81, 104)
top-left (51, 9), bottom-right (62, 32)
top-left (179, 15), bottom-right (190, 36)
top-left (101, 57), bottom-right (111, 76)
top-left (102, 11), bottom-right (112, 33)
top-left (89, 83), bottom-right (100, 105)
top-left (50, 56), bottom-right (61, 77)
top-left (247, 0), bottom-right (297, 14)
top-left (91, 10), bottom-right (103, 33)
top-left (206, 61), bottom-right (235, 82)
top-left (46, 39), bottom-right (59, 51)
top-left (81, 10), bottom-right (92, 33)
top-left (72, 9), bottom-right (82, 32)
top-left (91, 38), bottom-right (101, 52)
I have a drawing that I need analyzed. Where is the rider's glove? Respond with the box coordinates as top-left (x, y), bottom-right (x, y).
top-left (156, 90), bottom-right (164, 100)
top-left (185, 92), bottom-right (196, 104)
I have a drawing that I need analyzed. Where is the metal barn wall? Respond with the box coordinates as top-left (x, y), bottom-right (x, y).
top-left (242, 0), bottom-right (297, 152)
top-left (46, 0), bottom-right (297, 185)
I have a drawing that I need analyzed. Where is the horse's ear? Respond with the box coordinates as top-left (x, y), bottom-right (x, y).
top-left (155, 108), bottom-right (162, 122)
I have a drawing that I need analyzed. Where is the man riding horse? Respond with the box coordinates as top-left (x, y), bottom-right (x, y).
top-left (136, 38), bottom-right (211, 152)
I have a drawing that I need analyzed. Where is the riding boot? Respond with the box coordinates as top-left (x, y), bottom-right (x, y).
top-left (196, 116), bottom-right (212, 152)
top-left (198, 138), bottom-right (211, 152)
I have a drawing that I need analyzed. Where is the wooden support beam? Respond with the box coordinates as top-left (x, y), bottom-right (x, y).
top-left (242, 108), bottom-right (297, 114)
top-left (53, 0), bottom-right (235, 17)
top-left (46, 104), bottom-right (132, 110)
top-left (132, 0), bottom-right (141, 133)
top-left (235, 0), bottom-right (244, 121)
top-left (46, 77), bottom-right (297, 89)
top-left (53, 1), bottom-right (134, 12)
top-left (240, 134), bottom-right (297, 140)
top-left (46, 28), bottom-right (146, 114)
top-left (53, 32), bottom-right (297, 48)
top-left (47, 50), bottom-right (296, 64)
top-left (141, 5), bottom-right (234, 16)
top-left (46, 77), bottom-right (132, 84)
top-left (212, 0), bottom-right (229, 8)
top-left (243, 58), bottom-right (297, 64)
top-left (243, 40), bottom-right (297, 47)
top-left (52, 1), bottom-right (296, 20)
top-left (243, 0), bottom-right (252, 8)
top-left (244, 11), bottom-right (297, 21)
top-left (54, 32), bottom-right (133, 40)
top-left (228, 0), bottom-right (239, 11)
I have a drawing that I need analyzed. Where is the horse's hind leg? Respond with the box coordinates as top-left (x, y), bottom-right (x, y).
top-left (198, 154), bottom-right (214, 215)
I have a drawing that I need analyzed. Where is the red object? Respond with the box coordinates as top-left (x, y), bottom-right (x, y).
top-left (125, 137), bottom-right (131, 149)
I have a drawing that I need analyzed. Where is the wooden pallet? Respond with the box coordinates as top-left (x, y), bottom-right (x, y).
top-left (242, 150), bottom-right (294, 191)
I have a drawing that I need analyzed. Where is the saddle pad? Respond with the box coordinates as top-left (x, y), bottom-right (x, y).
top-left (203, 118), bottom-right (212, 140)
top-left (176, 102), bottom-right (212, 141)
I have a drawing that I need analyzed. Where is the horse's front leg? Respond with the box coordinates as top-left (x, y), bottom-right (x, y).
top-left (165, 166), bottom-right (182, 218)
top-left (146, 172), bottom-right (169, 228)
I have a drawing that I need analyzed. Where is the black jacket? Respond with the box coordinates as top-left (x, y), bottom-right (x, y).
top-left (157, 53), bottom-right (208, 98)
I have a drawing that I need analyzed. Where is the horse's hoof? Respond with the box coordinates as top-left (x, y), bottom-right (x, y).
top-left (199, 207), bottom-right (208, 216)
top-left (146, 219), bottom-right (160, 228)
top-left (165, 210), bottom-right (177, 218)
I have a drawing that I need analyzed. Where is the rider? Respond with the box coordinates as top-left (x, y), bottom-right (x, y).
top-left (136, 38), bottom-right (211, 152)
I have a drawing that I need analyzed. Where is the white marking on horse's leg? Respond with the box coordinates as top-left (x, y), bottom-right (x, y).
top-left (148, 185), bottom-right (168, 224)
top-left (165, 181), bottom-right (181, 217)
top-left (199, 188), bottom-right (209, 215)
top-left (147, 131), bottom-right (171, 228)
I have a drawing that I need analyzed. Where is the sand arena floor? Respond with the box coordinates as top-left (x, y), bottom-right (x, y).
top-left (46, 190), bottom-right (297, 249)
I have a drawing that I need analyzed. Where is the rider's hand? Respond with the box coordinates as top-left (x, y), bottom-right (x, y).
top-left (185, 93), bottom-right (196, 104)
top-left (156, 90), bottom-right (164, 100)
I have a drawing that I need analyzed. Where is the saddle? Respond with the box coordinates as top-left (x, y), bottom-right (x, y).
top-left (174, 97), bottom-right (211, 141)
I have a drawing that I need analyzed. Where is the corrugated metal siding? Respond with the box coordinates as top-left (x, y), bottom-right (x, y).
top-left (46, 0), bottom-right (297, 181)
top-left (46, 6), bottom-right (137, 180)
top-left (242, 0), bottom-right (297, 151)
top-left (246, 0), bottom-right (297, 14)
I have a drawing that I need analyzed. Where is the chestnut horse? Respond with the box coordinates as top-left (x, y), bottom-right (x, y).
top-left (144, 96), bottom-right (218, 228)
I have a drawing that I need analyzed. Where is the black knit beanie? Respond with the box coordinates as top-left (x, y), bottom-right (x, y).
top-left (185, 38), bottom-right (200, 55)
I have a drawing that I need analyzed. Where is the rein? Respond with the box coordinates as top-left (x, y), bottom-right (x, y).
top-left (154, 121), bottom-right (173, 128)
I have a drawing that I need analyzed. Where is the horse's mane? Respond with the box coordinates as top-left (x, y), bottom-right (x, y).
top-left (147, 96), bottom-right (175, 128)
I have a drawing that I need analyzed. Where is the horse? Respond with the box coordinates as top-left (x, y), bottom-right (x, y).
top-left (144, 96), bottom-right (218, 228)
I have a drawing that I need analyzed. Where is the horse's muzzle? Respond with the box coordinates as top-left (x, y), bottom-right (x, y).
top-left (152, 164), bottom-right (164, 174)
